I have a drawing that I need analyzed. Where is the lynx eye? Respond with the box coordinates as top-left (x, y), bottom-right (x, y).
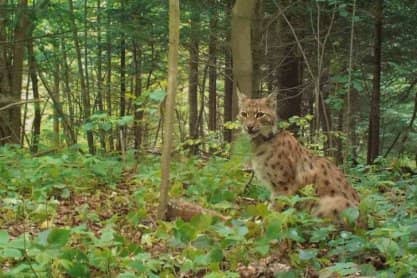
top-left (240, 111), bottom-right (248, 118)
top-left (255, 112), bottom-right (265, 118)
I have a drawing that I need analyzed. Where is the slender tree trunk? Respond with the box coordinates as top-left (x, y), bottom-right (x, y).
top-left (84, 0), bottom-right (90, 99)
top-left (38, 69), bottom-right (76, 148)
top-left (335, 109), bottom-right (344, 165)
top-left (208, 13), bottom-right (217, 131)
top-left (68, 0), bottom-right (94, 154)
top-left (61, 38), bottom-right (77, 145)
top-left (223, 33), bottom-right (233, 142)
top-left (0, 0), bottom-right (28, 145)
top-left (159, 0), bottom-right (180, 220)
top-left (106, 0), bottom-right (114, 151)
top-left (231, 0), bottom-right (257, 97)
top-left (53, 51), bottom-right (60, 147)
top-left (275, 14), bottom-right (303, 123)
top-left (251, 0), bottom-right (263, 96)
top-left (28, 39), bottom-right (41, 153)
top-left (188, 10), bottom-right (199, 154)
top-left (133, 43), bottom-right (143, 152)
top-left (118, 0), bottom-right (126, 152)
top-left (97, 0), bottom-right (106, 151)
top-left (367, 0), bottom-right (383, 164)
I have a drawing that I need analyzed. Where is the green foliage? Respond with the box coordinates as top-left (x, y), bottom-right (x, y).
top-left (1, 145), bottom-right (417, 276)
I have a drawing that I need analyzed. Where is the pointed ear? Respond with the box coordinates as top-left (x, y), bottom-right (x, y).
top-left (265, 92), bottom-right (278, 108)
top-left (236, 86), bottom-right (248, 105)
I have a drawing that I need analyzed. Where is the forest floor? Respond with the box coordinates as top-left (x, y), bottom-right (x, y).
top-left (1, 145), bottom-right (417, 277)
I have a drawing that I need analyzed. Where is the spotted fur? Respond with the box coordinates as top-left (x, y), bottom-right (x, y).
top-left (238, 91), bottom-right (360, 221)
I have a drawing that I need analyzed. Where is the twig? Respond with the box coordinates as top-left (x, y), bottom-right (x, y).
top-left (0, 99), bottom-right (43, 112)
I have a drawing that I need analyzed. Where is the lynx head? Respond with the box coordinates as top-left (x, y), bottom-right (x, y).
top-left (237, 88), bottom-right (278, 138)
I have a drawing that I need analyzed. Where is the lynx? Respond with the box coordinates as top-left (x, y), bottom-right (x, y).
top-left (238, 91), bottom-right (360, 220)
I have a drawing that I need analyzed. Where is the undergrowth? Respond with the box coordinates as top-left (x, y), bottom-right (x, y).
top-left (0, 143), bottom-right (417, 277)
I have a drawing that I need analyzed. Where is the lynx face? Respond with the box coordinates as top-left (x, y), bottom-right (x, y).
top-left (237, 91), bottom-right (278, 138)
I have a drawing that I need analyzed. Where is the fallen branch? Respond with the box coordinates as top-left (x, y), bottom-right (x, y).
top-left (166, 199), bottom-right (229, 222)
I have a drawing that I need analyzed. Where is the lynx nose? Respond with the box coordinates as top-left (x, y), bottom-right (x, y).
top-left (247, 125), bottom-right (256, 134)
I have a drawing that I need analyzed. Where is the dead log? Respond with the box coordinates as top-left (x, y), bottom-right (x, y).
top-left (166, 199), bottom-right (229, 222)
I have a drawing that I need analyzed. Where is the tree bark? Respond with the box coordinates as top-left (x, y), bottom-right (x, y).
top-left (133, 43), bottom-right (144, 152)
top-left (68, 0), bottom-right (94, 154)
top-left (118, 0), bottom-right (126, 152)
top-left (28, 39), bottom-right (41, 153)
top-left (223, 31), bottom-right (233, 142)
top-left (208, 12), bottom-right (217, 131)
top-left (367, 0), bottom-right (383, 164)
top-left (106, 0), bottom-right (114, 151)
top-left (188, 8), bottom-right (199, 154)
top-left (231, 0), bottom-right (257, 97)
top-left (61, 38), bottom-right (77, 145)
top-left (97, 0), bottom-right (106, 151)
top-left (251, 0), bottom-right (263, 96)
top-left (274, 10), bottom-right (303, 123)
top-left (159, 0), bottom-right (180, 220)
top-left (0, 0), bottom-right (28, 145)
top-left (52, 47), bottom-right (60, 147)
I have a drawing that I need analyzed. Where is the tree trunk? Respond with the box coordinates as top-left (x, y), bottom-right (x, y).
top-left (159, 0), bottom-right (180, 220)
top-left (188, 9), bottom-right (199, 154)
top-left (133, 43), bottom-right (144, 152)
top-left (223, 27), bottom-right (233, 142)
top-left (68, 0), bottom-right (94, 154)
top-left (274, 13), bottom-right (303, 123)
top-left (0, 0), bottom-right (28, 145)
top-left (118, 0), bottom-right (127, 152)
top-left (53, 50), bottom-right (60, 147)
top-left (277, 53), bottom-right (302, 121)
top-left (208, 13), bottom-right (217, 131)
top-left (97, 0), bottom-right (106, 151)
top-left (28, 39), bottom-right (41, 153)
top-left (251, 0), bottom-right (263, 96)
top-left (61, 38), bottom-right (77, 145)
top-left (231, 0), bottom-right (257, 97)
top-left (106, 0), bottom-right (114, 151)
top-left (367, 0), bottom-right (383, 164)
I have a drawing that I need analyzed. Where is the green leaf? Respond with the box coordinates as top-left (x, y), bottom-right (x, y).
top-left (298, 249), bottom-right (317, 261)
top-left (208, 247), bottom-right (223, 263)
top-left (101, 122), bottom-right (112, 131)
top-left (320, 262), bottom-right (359, 277)
top-left (275, 270), bottom-right (300, 278)
top-left (9, 236), bottom-right (26, 249)
top-left (118, 272), bottom-right (137, 278)
top-left (310, 227), bottom-right (332, 243)
top-left (265, 217), bottom-right (283, 240)
top-left (246, 203), bottom-right (269, 217)
top-left (2, 248), bottom-right (22, 258)
top-left (47, 228), bottom-right (71, 248)
top-left (0, 230), bottom-right (9, 245)
top-left (205, 272), bottom-right (240, 278)
top-left (341, 207), bottom-right (359, 225)
top-left (83, 122), bottom-right (94, 132)
top-left (194, 254), bottom-right (210, 266)
top-left (254, 238), bottom-right (269, 255)
top-left (117, 115), bottom-right (134, 127)
top-left (287, 229), bottom-right (305, 243)
top-left (372, 237), bottom-right (400, 258)
top-left (149, 89), bottom-right (166, 102)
